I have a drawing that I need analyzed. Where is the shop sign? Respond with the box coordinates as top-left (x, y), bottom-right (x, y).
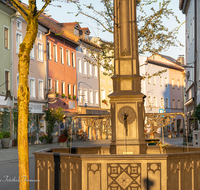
top-left (69, 101), bottom-right (75, 109)
top-left (29, 103), bottom-right (45, 113)
top-left (0, 96), bottom-right (7, 106)
top-left (47, 91), bottom-right (57, 104)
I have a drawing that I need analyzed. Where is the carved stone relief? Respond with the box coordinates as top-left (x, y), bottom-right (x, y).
top-left (118, 106), bottom-right (136, 125)
top-left (107, 163), bottom-right (141, 190)
top-left (87, 164), bottom-right (101, 190)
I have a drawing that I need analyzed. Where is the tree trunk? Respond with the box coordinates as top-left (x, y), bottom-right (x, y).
top-left (17, 18), bottom-right (38, 190)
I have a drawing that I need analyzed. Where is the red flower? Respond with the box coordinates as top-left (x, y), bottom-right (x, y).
top-left (58, 134), bottom-right (68, 142)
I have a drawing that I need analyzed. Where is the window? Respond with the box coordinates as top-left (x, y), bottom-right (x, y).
top-left (78, 59), bottom-right (82, 73)
top-left (172, 78), bottom-right (175, 89)
top-left (53, 44), bottom-right (57, 62)
top-left (5, 70), bottom-right (10, 91)
top-left (38, 43), bottom-right (43, 61)
top-left (101, 89), bottom-right (105, 100)
top-left (84, 89), bottom-right (87, 103)
top-left (178, 99), bottom-right (181, 109)
top-left (166, 98), bottom-right (169, 108)
top-left (37, 30), bottom-right (42, 40)
top-left (177, 79), bottom-right (180, 90)
top-left (47, 42), bottom-right (51, 60)
top-left (148, 77), bottom-right (151, 85)
top-left (165, 77), bottom-right (168, 87)
top-left (73, 85), bottom-right (76, 96)
top-left (95, 91), bottom-right (99, 105)
top-left (153, 76), bottom-right (156, 85)
top-left (148, 96), bottom-right (152, 106)
top-left (78, 89), bottom-right (82, 103)
top-left (89, 64), bottom-right (92, 76)
top-left (60, 47), bottom-right (64, 64)
top-left (30, 45), bottom-right (34, 59)
top-left (68, 83), bottom-right (71, 95)
top-left (48, 78), bottom-right (52, 90)
top-left (74, 29), bottom-right (79, 36)
top-left (90, 90), bottom-right (93, 104)
top-left (17, 19), bottom-right (22, 30)
top-left (66, 50), bottom-right (70, 66)
top-left (16, 32), bottom-right (22, 53)
top-left (83, 48), bottom-right (86, 54)
top-left (39, 80), bottom-right (44, 99)
top-left (30, 78), bottom-right (35, 98)
top-left (72, 52), bottom-right (75, 67)
top-left (172, 99), bottom-right (175, 108)
top-left (94, 66), bottom-right (98, 77)
top-left (55, 80), bottom-right (58, 93)
top-left (161, 98), bottom-right (164, 108)
top-left (153, 97), bottom-right (157, 107)
top-left (61, 81), bottom-right (65, 94)
top-left (84, 62), bottom-right (87, 75)
top-left (4, 27), bottom-right (9, 50)
top-left (160, 76), bottom-right (163, 87)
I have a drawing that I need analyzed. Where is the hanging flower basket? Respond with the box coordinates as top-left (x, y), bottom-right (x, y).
top-left (102, 99), bottom-right (108, 106)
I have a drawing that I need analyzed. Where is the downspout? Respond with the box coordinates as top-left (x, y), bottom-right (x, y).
top-left (194, 0), bottom-right (197, 129)
top-left (44, 29), bottom-right (50, 134)
top-left (10, 12), bottom-right (19, 140)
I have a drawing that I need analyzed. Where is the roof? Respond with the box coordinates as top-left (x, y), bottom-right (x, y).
top-left (39, 14), bottom-right (79, 45)
top-left (147, 58), bottom-right (185, 71)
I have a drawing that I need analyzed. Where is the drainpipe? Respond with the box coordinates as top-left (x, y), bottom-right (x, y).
top-left (194, 0), bottom-right (197, 130)
top-left (10, 12), bottom-right (19, 140)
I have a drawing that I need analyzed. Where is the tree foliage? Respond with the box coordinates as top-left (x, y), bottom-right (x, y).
top-left (71, 0), bottom-right (183, 54)
top-left (69, 0), bottom-right (183, 76)
top-left (44, 107), bottom-right (65, 142)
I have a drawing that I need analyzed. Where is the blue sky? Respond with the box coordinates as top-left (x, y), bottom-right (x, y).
top-left (22, 0), bottom-right (185, 60)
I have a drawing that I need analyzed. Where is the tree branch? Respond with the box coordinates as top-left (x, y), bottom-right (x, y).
top-left (10, 0), bottom-right (28, 22)
top-left (37, 0), bottom-right (52, 16)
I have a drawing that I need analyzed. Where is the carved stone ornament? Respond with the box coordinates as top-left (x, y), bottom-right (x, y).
top-left (118, 106), bottom-right (136, 125)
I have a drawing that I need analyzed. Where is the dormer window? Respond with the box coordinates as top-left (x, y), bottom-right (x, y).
top-left (74, 29), bottom-right (79, 36)
top-left (85, 34), bottom-right (89, 40)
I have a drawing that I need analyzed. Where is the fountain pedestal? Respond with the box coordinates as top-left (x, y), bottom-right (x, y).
top-left (108, 0), bottom-right (146, 154)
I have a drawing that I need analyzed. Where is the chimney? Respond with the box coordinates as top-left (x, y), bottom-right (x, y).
top-left (177, 55), bottom-right (185, 65)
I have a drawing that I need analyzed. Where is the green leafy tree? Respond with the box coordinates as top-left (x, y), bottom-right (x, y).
top-left (44, 107), bottom-right (65, 142)
top-left (70, 0), bottom-right (183, 75)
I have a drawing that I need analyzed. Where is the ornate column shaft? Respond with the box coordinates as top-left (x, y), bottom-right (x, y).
top-left (109, 0), bottom-right (146, 154)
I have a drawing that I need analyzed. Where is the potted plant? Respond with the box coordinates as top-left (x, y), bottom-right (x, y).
top-left (2, 131), bottom-right (11, 148)
top-left (102, 99), bottom-right (108, 106)
top-left (56, 92), bottom-right (59, 98)
top-left (68, 94), bottom-right (72, 99)
top-left (62, 93), bottom-right (66, 99)
top-left (59, 134), bottom-right (68, 148)
top-left (0, 132), bottom-right (3, 148)
top-left (73, 95), bottom-right (76, 100)
top-left (172, 131), bottom-right (177, 138)
top-left (149, 132), bottom-right (155, 139)
top-left (179, 129), bottom-right (183, 137)
top-left (39, 134), bottom-right (48, 144)
top-left (168, 130), bottom-right (172, 138)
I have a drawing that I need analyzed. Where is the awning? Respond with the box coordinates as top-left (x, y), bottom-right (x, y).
top-left (184, 98), bottom-right (194, 106)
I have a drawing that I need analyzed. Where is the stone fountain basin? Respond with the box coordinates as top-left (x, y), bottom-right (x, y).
top-left (34, 146), bottom-right (200, 190)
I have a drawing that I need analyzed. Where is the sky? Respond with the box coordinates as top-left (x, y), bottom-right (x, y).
top-left (22, 0), bottom-right (185, 60)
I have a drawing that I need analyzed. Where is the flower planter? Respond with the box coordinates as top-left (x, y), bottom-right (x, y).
top-left (42, 139), bottom-right (47, 144)
top-left (168, 134), bottom-right (172, 138)
top-left (172, 134), bottom-right (177, 138)
top-left (149, 134), bottom-right (155, 139)
top-left (60, 141), bottom-right (67, 148)
top-left (2, 138), bottom-right (10, 148)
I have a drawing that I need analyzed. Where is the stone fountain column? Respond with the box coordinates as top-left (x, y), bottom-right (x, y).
top-left (109, 0), bottom-right (147, 154)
